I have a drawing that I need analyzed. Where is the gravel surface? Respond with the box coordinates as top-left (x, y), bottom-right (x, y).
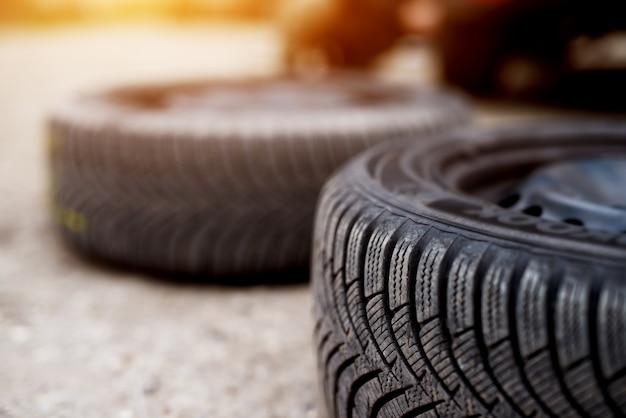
top-left (0, 22), bottom-right (317, 418)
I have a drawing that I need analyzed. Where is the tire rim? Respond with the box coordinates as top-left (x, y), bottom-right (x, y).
top-left (497, 157), bottom-right (626, 232)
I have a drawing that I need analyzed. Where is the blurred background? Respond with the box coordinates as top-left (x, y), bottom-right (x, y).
top-left (0, 0), bottom-right (626, 100)
top-left (0, 0), bottom-right (624, 417)
top-left (0, 0), bottom-right (279, 22)
top-left (2, 0), bottom-right (625, 104)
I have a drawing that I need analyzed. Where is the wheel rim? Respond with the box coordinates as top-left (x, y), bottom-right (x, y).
top-left (497, 157), bottom-right (626, 232)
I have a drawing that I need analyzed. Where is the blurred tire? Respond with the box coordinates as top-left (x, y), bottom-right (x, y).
top-left (48, 73), bottom-right (469, 276)
top-left (312, 122), bottom-right (626, 417)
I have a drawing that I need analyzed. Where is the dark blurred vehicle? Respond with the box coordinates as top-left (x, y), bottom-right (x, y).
top-left (279, 0), bottom-right (406, 71)
top-left (439, 0), bottom-right (626, 103)
top-left (282, 0), bottom-right (626, 106)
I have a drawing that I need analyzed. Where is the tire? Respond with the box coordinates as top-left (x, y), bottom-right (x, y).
top-left (312, 122), bottom-right (626, 417)
top-left (48, 73), bottom-right (469, 276)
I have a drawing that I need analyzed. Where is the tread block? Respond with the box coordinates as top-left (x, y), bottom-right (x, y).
top-left (524, 351), bottom-right (578, 417)
top-left (598, 286), bottom-right (626, 378)
top-left (564, 361), bottom-right (613, 417)
top-left (555, 270), bottom-right (592, 368)
top-left (516, 259), bottom-right (550, 358)
top-left (445, 241), bottom-right (488, 334)
top-left (488, 341), bottom-right (543, 417)
top-left (608, 376), bottom-right (626, 416)
top-left (364, 216), bottom-right (406, 297)
top-left (414, 235), bottom-right (455, 323)
top-left (387, 225), bottom-right (429, 310)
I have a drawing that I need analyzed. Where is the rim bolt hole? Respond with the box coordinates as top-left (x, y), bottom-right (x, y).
top-left (498, 193), bottom-right (520, 208)
top-left (523, 205), bottom-right (543, 217)
top-left (564, 218), bottom-right (584, 226)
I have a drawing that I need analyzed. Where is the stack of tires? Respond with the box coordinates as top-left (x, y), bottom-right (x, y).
top-left (49, 73), bottom-right (626, 417)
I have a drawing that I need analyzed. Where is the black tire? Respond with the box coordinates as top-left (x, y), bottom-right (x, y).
top-left (48, 73), bottom-right (469, 276)
top-left (312, 122), bottom-right (626, 417)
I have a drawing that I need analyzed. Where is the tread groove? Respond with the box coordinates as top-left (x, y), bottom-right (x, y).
top-left (346, 370), bottom-right (381, 418)
top-left (368, 386), bottom-right (412, 418)
top-left (398, 400), bottom-right (445, 418)
top-left (332, 354), bottom-right (360, 417)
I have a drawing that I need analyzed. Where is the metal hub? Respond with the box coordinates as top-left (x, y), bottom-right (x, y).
top-left (497, 157), bottom-right (626, 232)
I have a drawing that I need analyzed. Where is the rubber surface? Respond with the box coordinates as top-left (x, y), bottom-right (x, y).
top-left (312, 122), bottom-right (626, 417)
top-left (48, 73), bottom-right (469, 276)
